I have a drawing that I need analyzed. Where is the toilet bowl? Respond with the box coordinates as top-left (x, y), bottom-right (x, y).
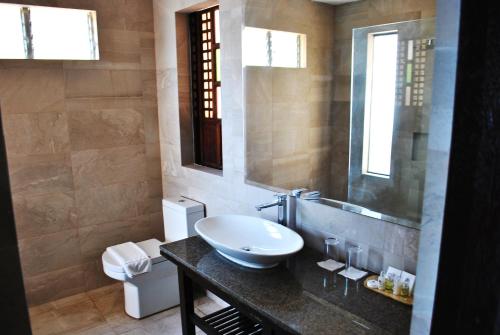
top-left (102, 197), bottom-right (205, 319)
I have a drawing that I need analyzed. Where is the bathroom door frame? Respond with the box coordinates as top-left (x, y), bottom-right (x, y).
top-left (429, 0), bottom-right (500, 333)
top-left (0, 105), bottom-right (32, 334)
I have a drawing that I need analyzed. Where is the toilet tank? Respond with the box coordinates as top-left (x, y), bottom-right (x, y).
top-left (162, 197), bottom-right (205, 242)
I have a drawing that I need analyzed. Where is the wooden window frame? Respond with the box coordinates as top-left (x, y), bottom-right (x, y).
top-left (189, 5), bottom-right (222, 170)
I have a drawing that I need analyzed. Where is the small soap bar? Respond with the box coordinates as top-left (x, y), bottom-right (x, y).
top-left (366, 279), bottom-right (379, 289)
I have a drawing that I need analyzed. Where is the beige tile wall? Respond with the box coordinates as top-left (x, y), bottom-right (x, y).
top-left (245, 1), bottom-right (336, 195)
top-left (0, 0), bottom-right (162, 306)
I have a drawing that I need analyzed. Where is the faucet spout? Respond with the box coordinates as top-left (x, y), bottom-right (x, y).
top-left (255, 193), bottom-right (288, 225)
top-left (255, 200), bottom-right (280, 211)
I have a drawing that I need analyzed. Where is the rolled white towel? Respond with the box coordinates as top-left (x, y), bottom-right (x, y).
top-left (106, 242), bottom-right (152, 278)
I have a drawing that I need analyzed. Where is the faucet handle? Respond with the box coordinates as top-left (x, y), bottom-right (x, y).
top-left (274, 193), bottom-right (287, 201)
top-left (291, 188), bottom-right (307, 197)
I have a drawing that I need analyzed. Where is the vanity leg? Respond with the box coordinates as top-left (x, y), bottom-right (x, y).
top-left (178, 268), bottom-right (196, 335)
top-left (262, 324), bottom-right (274, 335)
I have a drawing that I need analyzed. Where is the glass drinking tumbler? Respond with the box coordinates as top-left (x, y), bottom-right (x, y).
top-left (324, 237), bottom-right (341, 261)
top-left (346, 246), bottom-right (362, 273)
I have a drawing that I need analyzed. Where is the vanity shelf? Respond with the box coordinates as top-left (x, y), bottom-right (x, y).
top-left (161, 236), bottom-right (413, 335)
top-left (194, 306), bottom-right (263, 335)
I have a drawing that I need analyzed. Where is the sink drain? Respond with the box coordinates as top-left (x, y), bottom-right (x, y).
top-left (241, 246), bottom-right (251, 252)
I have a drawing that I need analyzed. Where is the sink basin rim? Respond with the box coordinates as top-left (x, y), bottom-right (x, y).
top-left (194, 215), bottom-right (304, 268)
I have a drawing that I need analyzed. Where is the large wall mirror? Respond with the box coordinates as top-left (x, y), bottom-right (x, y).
top-left (244, 0), bottom-right (436, 229)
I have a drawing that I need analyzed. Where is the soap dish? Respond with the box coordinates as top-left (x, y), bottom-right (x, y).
top-left (363, 275), bottom-right (413, 306)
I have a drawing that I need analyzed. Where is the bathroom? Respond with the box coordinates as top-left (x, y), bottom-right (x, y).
top-left (1, 0), bottom-right (499, 334)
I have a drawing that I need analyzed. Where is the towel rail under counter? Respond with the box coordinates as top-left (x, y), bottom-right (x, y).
top-left (193, 306), bottom-right (263, 335)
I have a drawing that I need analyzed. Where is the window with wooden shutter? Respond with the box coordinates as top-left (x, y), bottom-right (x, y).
top-left (189, 6), bottom-right (222, 170)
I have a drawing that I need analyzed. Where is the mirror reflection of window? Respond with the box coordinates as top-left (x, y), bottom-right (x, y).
top-left (0, 3), bottom-right (99, 60)
top-left (362, 32), bottom-right (398, 178)
top-left (0, 4), bottom-right (26, 59)
top-left (243, 27), bottom-right (306, 68)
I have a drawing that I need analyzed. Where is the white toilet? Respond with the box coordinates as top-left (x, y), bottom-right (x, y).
top-left (102, 197), bottom-right (204, 318)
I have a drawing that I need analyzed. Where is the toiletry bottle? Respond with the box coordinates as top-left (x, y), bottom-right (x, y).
top-left (392, 278), bottom-right (402, 296)
top-left (378, 271), bottom-right (385, 290)
top-left (400, 278), bottom-right (410, 297)
top-left (384, 273), bottom-right (395, 292)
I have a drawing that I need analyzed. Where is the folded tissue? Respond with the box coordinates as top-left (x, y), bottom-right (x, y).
top-left (339, 267), bottom-right (368, 281)
top-left (317, 259), bottom-right (345, 272)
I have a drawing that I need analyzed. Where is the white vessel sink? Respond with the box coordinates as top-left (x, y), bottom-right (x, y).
top-left (194, 215), bottom-right (304, 269)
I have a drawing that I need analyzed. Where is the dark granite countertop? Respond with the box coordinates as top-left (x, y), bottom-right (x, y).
top-left (160, 236), bottom-right (412, 335)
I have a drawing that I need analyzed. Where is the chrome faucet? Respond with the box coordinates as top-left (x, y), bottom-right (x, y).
top-left (255, 193), bottom-right (287, 225)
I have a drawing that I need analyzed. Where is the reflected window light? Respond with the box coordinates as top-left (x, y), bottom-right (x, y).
top-left (0, 4), bottom-right (27, 59)
top-left (0, 3), bottom-right (99, 60)
top-left (362, 32), bottom-right (398, 178)
top-left (243, 27), bottom-right (306, 68)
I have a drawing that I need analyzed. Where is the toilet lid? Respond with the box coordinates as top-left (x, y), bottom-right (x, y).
top-left (102, 238), bottom-right (167, 274)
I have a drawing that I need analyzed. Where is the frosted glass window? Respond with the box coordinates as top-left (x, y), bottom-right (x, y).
top-left (243, 27), bottom-right (306, 68)
top-left (362, 32), bottom-right (398, 177)
top-left (214, 9), bottom-right (220, 43)
top-left (271, 30), bottom-right (303, 68)
top-left (243, 27), bottom-right (269, 67)
top-left (0, 3), bottom-right (99, 60)
top-left (216, 87), bottom-right (222, 119)
top-left (0, 4), bottom-right (27, 59)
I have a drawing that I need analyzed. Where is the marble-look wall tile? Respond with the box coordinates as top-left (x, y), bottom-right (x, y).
top-left (245, 67), bottom-right (273, 103)
top-left (0, 68), bottom-right (65, 115)
top-left (0, 0), bottom-right (161, 305)
top-left (71, 145), bottom-right (147, 189)
top-left (75, 181), bottom-right (148, 227)
top-left (245, 4), bottom-right (335, 196)
top-left (13, 192), bottom-right (77, 240)
top-left (67, 103), bottom-right (145, 151)
top-left (83, 260), bottom-right (115, 291)
top-left (18, 229), bottom-right (82, 277)
top-left (271, 69), bottom-right (310, 103)
top-left (7, 153), bottom-right (74, 196)
top-left (23, 264), bottom-right (87, 306)
top-left (97, 29), bottom-right (142, 68)
top-left (64, 70), bottom-right (114, 98)
top-left (3, 112), bottom-right (70, 155)
top-left (64, 69), bottom-right (143, 98)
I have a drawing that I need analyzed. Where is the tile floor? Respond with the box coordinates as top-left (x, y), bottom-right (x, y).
top-left (29, 283), bottom-right (224, 335)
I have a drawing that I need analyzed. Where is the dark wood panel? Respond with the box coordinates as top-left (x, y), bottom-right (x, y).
top-left (201, 119), bottom-right (222, 169)
top-left (431, 0), bottom-right (500, 333)
top-left (0, 107), bottom-right (32, 334)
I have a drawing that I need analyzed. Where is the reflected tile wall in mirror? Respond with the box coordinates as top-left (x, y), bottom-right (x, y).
top-left (244, 0), bottom-right (436, 228)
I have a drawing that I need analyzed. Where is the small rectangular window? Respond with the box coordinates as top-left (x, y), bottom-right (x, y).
top-left (190, 6), bottom-right (222, 170)
top-left (0, 4), bottom-right (26, 59)
top-left (243, 27), bottom-right (306, 68)
top-left (0, 3), bottom-right (99, 60)
top-left (362, 32), bottom-right (398, 178)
